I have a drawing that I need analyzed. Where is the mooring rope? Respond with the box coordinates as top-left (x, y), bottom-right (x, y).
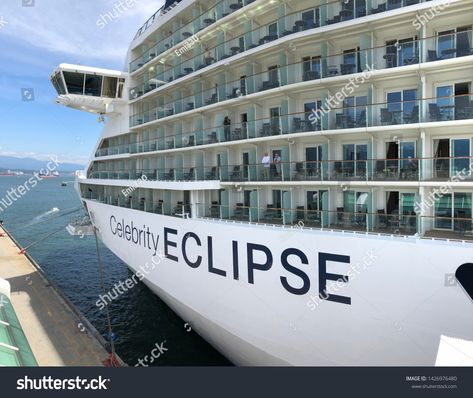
top-left (93, 227), bottom-right (119, 366)
top-left (18, 224), bottom-right (68, 254)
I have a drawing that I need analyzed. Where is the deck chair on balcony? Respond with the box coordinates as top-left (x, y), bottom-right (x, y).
top-left (183, 168), bottom-right (195, 180)
top-left (186, 136), bottom-right (195, 147)
top-left (336, 207), bottom-right (345, 227)
top-left (307, 162), bottom-right (320, 179)
top-left (404, 105), bottom-right (419, 124)
top-left (206, 167), bottom-right (217, 180)
top-left (296, 206), bottom-right (305, 222)
top-left (380, 108), bottom-right (393, 125)
top-left (210, 201), bottom-right (220, 218)
top-left (429, 103), bottom-right (442, 121)
top-left (374, 161), bottom-right (386, 180)
top-left (294, 162), bottom-right (305, 180)
top-left (233, 203), bottom-right (245, 219)
top-left (307, 208), bottom-right (321, 225)
top-left (264, 204), bottom-right (278, 221)
top-left (230, 166), bottom-right (241, 181)
top-left (455, 95), bottom-right (471, 120)
top-left (208, 131), bottom-right (218, 143)
top-left (427, 50), bottom-right (440, 62)
top-left (370, 3), bottom-right (386, 14)
top-left (407, 212), bottom-right (417, 232)
top-left (173, 202), bottom-right (184, 215)
top-left (155, 200), bottom-right (164, 214)
top-left (377, 210), bottom-right (387, 228)
top-left (454, 210), bottom-right (471, 235)
top-left (164, 168), bottom-right (174, 180)
top-left (333, 162), bottom-right (343, 179)
top-left (387, 0), bottom-right (402, 10)
top-left (387, 213), bottom-right (401, 231)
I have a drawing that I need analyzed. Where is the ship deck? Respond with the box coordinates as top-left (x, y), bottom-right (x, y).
top-left (0, 225), bottom-right (113, 366)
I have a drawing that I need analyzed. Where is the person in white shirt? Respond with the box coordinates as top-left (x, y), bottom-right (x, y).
top-left (262, 152), bottom-right (271, 180)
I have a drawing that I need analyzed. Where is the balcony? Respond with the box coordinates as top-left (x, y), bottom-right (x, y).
top-left (87, 165), bottom-right (221, 182)
top-left (130, 0), bottom-right (432, 74)
top-left (130, 0), bottom-right (257, 72)
top-left (82, 190), bottom-right (473, 241)
top-left (128, 1), bottom-right (465, 98)
top-left (88, 155), bottom-right (473, 184)
top-left (129, 95), bottom-right (473, 142)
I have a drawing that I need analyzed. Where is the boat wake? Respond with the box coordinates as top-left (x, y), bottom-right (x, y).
top-left (31, 208), bottom-right (60, 223)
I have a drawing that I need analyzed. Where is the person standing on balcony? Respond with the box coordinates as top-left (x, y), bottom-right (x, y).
top-left (223, 116), bottom-right (231, 141)
top-left (273, 152), bottom-right (282, 177)
top-left (262, 152), bottom-right (271, 180)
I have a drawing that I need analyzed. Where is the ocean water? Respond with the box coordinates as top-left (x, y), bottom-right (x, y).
top-left (0, 176), bottom-right (230, 366)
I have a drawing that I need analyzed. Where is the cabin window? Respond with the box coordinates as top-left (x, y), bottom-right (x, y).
top-left (103, 76), bottom-right (118, 98)
top-left (63, 72), bottom-right (85, 95)
top-left (85, 74), bottom-right (103, 96)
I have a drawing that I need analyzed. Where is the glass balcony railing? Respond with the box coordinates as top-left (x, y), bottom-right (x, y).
top-left (95, 144), bottom-right (132, 157)
top-left (106, 95), bottom-right (473, 158)
top-left (129, 0), bottom-right (443, 94)
top-left (130, 0), bottom-right (256, 73)
top-left (129, 93), bottom-right (473, 133)
top-left (88, 156), bottom-right (473, 183)
top-left (88, 166), bottom-right (221, 182)
top-left (220, 159), bottom-right (419, 183)
top-left (129, 35), bottom-right (473, 123)
top-left (82, 192), bottom-right (191, 217)
top-left (195, 204), bottom-right (419, 234)
top-left (97, 94), bottom-right (473, 159)
top-left (82, 192), bottom-right (473, 240)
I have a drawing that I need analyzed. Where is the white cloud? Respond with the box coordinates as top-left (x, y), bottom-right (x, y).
top-left (0, 0), bottom-right (165, 65)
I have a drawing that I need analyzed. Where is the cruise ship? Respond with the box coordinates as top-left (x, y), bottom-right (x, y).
top-left (51, 0), bottom-right (473, 365)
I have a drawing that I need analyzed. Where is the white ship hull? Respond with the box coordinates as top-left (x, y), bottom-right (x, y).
top-left (86, 199), bottom-right (473, 366)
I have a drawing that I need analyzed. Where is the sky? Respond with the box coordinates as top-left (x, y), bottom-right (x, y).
top-left (0, 0), bottom-right (164, 164)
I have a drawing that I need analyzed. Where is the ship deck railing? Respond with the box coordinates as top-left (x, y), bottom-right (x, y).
top-left (129, 24), bottom-right (471, 103)
top-left (98, 97), bottom-right (473, 155)
top-left (129, 93), bottom-right (473, 136)
top-left (87, 155), bottom-right (473, 184)
top-left (130, 0), bottom-right (436, 79)
top-left (80, 194), bottom-right (473, 243)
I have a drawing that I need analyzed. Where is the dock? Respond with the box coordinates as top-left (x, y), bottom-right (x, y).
top-left (0, 224), bottom-right (116, 366)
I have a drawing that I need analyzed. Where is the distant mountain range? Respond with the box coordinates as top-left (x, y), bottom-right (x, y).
top-left (0, 156), bottom-right (85, 173)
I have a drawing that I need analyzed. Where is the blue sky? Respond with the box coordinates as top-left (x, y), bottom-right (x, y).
top-left (0, 0), bottom-right (163, 164)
